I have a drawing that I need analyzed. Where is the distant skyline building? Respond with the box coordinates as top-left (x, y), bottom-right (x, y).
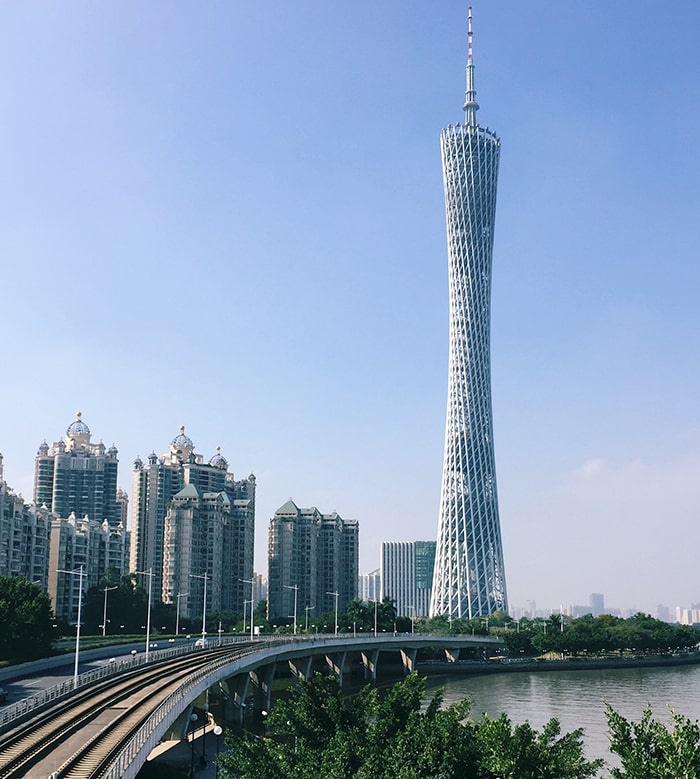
top-left (359, 569), bottom-right (381, 602)
top-left (431, 7), bottom-right (508, 618)
top-left (381, 541), bottom-right (436, 618)
top-left (267, 499), bottom-right (358, 622)
top-left (589, 592), bottom-right (605, 617)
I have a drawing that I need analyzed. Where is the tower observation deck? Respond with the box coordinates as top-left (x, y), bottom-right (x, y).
top-left (430, 5), bottom-right (508, 618)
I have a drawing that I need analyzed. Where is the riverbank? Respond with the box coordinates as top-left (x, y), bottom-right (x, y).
top-left (417, 651), bottom-right (700, 676)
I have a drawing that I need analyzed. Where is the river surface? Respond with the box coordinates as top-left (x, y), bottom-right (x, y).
top-left (424, 663), bottom-right (700, 764)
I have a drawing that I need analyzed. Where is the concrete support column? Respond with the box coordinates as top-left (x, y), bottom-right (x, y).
top-left (400, 648), bottom-right (418, 674)
top-left (324, 652), bottom-right (347, 686)
top-left (361, 649), bottom-right (380, 681)
top-left (288, 655), bottom-right (313, 681)
top-left (250, 663), bottom-right (276, 713)
top-left (228, 674), bottom-right (250, 724)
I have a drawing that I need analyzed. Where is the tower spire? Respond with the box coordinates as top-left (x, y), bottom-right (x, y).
top-left (463, 4), bottom-right (479, 125)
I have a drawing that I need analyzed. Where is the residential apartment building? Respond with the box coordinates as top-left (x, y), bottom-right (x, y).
top-left (0, 453), bottom-right (51, 586)
top-left (267, 499), bottom-right (358, 622)
top-left (131, 428), bottom-right (255, 613)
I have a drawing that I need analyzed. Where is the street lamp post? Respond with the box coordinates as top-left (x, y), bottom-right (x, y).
top-left (101, 585), bottom-right (118, 638)
top-left (326, 591), bottom-right (339, 635)
top-left (305, 604), bottom-right (315, 633)
top-left (284, 584), bottom-right (298, 635)
top-left (176, 592), bottom-right (188, 637)
top-left (200, 702), bottom-right (209, 766)
top-left (190, 572), bottom-right (209, 644)
top-left (213, 724), bottom-right (223, 778)
top-left (189, 713), bottom-right (198, 777)
top-left (135, 568), bottom-right (154, 660)
top-left (56, 565), bottom-right (84, 689)
top-left (247, 601), bottom-right (254, 639)
top-left (240, 577), bottom-right (256, 638)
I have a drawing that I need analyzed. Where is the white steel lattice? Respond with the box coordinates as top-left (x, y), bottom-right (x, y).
top-left (430, 123), bottom-right (508, 619)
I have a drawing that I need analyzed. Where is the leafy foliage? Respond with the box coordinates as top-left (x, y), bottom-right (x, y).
top-left (498, 613), bottom-right (698, 658)
top-left (0, 575), bottom-right (54, 660)
top-left (606, 705), bottom-right (700, 778)
top-left (218, 672), bottom-right (603, 779)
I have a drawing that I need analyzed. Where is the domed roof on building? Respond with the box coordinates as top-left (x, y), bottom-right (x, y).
top-left (66, 411), bottom-right (90, 436)
top-left (171, 425), bottom-right (194, 448)
top-left (38, 441), bottom-right (49, 456)
top-left (108, 443), bottom-right (118, 455)
top-left (209, 446), bottom-right (228, 470)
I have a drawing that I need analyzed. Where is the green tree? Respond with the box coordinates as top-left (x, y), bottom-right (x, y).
top-left (218, 672), bottom-right (602, 779)
top-left (0, 575), bottom-right (54, 660)
top-left (606, 705), bottom-right (700, 778)
top-left (476, 714), bottom-right (603, 779)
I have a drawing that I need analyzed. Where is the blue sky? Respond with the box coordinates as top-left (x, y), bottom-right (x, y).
top-left (1, 1), bottom-right (698, 616)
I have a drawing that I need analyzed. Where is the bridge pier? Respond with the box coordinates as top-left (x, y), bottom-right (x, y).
top-left (250, 663), bottom-right (276, 714)
top-left (227, 674), bottom-right (250, 724)
top-left (400, 648), bottom-right (418, 673)
top-left (288, 655), bottom-right (313, 681)
top-left (324, 652), bottom-right (348, 686)
top-left (445, 648), bottom-right (461, 663)
top-left (361, 649), bottom-right (380, 681)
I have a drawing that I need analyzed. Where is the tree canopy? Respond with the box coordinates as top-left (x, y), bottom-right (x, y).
top-left (218, 672), bottom-right (603, 779)
top-left (0, 575), bottom-right (54, 661)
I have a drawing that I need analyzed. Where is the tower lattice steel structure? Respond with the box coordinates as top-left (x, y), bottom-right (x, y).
top-left (430, 6), bottom-right (508, 618)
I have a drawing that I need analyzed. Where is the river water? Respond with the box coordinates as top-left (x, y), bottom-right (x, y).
top-left (424, 663), bottom-right (700, 764)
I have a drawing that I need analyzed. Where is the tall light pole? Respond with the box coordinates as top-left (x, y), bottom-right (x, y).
top-left (213, 724), bottom-right (223, 778)
top-left (305, 604), bottom-right (315, 633)
top-left (101, 585), bottom-right (118, 637)
top-left (176, 592), bottom-right (188, 637)
top-left (189, 712), bottom-right (198, 777)
top-left (371, 598), bottom-right (378, 637)
top-left (244, 600), bottom-right (254, 639)
top-left (326, 591), bottom-right (339, 635)
top-left (57, 564), bottom-right (84, 689)
top-left (240, 578), bottom-right (255, 638)
top-left (135, 568), bottom-right (154, 660)
top-left (284, 584), bottom-right (298, 635)
top-left (190, 572), bottom-right (209, 644)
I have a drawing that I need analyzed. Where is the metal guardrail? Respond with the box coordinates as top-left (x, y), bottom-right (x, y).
top-left (0, 637), bottom-right (246, 731)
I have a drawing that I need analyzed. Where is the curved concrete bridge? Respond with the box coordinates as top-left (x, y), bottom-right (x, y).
top-left (2, 633), bottom-right (500, 779)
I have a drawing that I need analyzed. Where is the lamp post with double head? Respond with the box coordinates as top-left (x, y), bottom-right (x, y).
top-left (241, 577), bottom-right (255, 638)
top-left (175, 592), bottom-right (188, 637)
top-left (56, 564), bottom-right (84, 689)
top-left (135, 568), bottom-right (154, 660)
top-left (284, 584), bottom-right (298, 635)
top-left (305, 604), bottom-right (315, 633)
top-left (326, 591), bottom-right (339, 635)
top-left (190, 572), bottom-right (209, 644)
top-left (101, 585), bottom-right (118, 637)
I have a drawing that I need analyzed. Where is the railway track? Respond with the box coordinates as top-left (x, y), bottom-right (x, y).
top-left (0, 643), bottom-right (258, 779)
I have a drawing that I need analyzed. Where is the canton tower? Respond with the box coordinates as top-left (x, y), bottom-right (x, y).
top-left (430, 6), bottom-right (508, 618)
